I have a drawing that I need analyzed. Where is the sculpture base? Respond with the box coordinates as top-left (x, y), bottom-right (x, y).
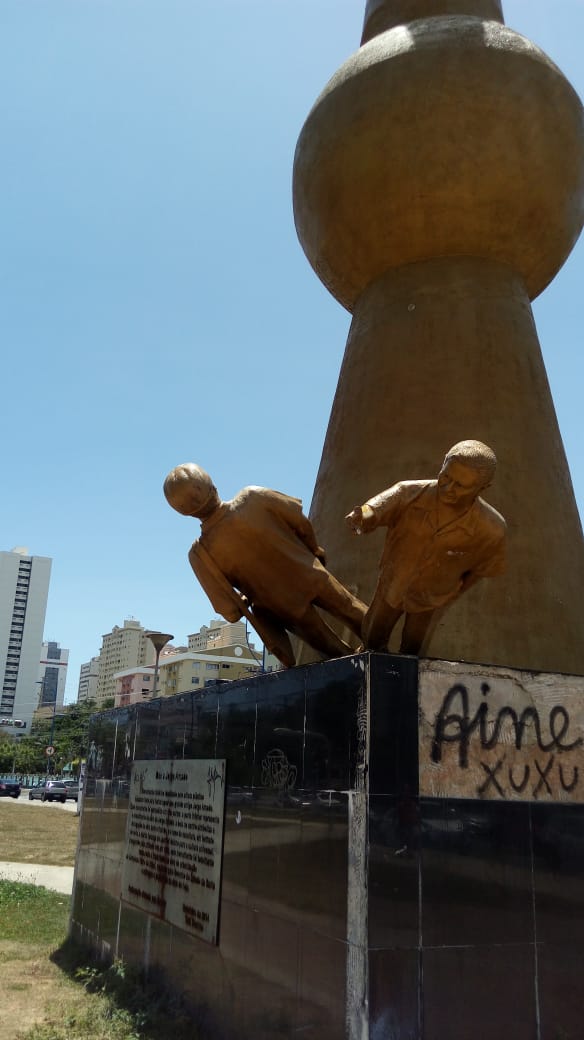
top-left (71, 654), bottom-right (584, 1039)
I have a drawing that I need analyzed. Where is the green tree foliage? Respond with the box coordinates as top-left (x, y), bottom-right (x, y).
top-left (30, 701), bottom-right (97, 775)
top-left (0, 735), bottom-right (46, 774)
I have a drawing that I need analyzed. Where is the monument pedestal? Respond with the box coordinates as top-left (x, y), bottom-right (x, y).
top-left (71, 653), bottom-right (584, 1039)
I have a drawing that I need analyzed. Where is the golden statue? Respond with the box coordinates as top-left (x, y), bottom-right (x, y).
top-left (346, 441), bottom-right (507, 655)
top-left (164, 464), bottom-right (367, 668)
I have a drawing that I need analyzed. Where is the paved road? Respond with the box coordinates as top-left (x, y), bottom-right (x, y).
top-left (2, 790), bottom-right (78, 813)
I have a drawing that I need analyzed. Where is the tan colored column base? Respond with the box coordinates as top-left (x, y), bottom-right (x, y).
top-left (301, 256), bottom-right (584, 675)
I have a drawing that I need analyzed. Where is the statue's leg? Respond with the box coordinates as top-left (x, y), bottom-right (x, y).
top-left (250, 607), bottom-right (296, 668)
top-left (292, 605), bottom-right (355, 659)
top-left (362, 587), bottom-right (402, 650)
top-left (314, 572), bottom-right (367, 638)
top-left (400, 610), bottom-right (435, 654)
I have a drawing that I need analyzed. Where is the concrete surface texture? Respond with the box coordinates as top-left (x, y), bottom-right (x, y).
top-left (292, 1), bottom-right (584, 674)
top-left (361, 0), bottom-right (503, 42)
top-left (0, 861), bottom-right (74, 895)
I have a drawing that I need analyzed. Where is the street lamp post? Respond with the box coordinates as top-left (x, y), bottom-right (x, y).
top-left (145, 631), bottom-right (174, 700)
top-left (36, 678), bottom-right (61, 775)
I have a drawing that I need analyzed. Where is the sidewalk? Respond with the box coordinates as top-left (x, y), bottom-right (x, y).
top-left (0, 861), bottom-right (74, 895)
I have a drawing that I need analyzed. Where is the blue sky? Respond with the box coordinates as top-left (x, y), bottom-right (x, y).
top-left (1, 1), bottom-right (582, 702)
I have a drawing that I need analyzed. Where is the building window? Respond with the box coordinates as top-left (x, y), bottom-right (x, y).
top-left (205, 664), bottom-right (219, 672)
top-left (191, 677), bottom-right (200, 685)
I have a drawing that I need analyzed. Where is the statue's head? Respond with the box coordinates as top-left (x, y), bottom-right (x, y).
top-left (438, 440), bottom-right (497, 509)
top-left (163, 463), bottom-right (220, 518)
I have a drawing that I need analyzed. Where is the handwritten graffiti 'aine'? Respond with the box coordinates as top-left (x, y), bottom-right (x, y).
top-left (431, 682), bottom-right (583, 769)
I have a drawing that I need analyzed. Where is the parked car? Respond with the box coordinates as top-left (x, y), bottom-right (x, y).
top-left (62, 779), bottom-right (79, 801)
top-left (0, 777), bottom-right (21, 798)
top-left (28, 779), bottom-right (67, 803)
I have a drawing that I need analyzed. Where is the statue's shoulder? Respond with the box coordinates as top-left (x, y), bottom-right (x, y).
top-left (228, 486), bottom-right (263, 509)
top-left (384, 479), bottom-right (433, 505)
top-left (236, 486), bottom-right (303, 510)
top-left (476, 497), bottom-right (507, 537)
top-left (398, 479), bottom-right (433, 497)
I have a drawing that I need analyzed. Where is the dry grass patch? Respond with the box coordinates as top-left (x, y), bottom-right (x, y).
top-left (0, 942), bottom-right (80, 1040)
top-left (0, 881), bottom-right (197, 1040)
top-left (0, 802), bottom-right (78, 867)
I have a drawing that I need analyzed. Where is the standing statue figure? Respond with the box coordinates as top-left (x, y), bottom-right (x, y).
top-left (164, 463), bottom-right (367, 668)
top-left (346, 440), bottom-right (507, 655)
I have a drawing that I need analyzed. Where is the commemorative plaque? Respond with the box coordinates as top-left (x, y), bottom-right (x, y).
top-left (121, 758), bottom-right (226, 943)
top-left (419, 661), bottom-right (584, 803)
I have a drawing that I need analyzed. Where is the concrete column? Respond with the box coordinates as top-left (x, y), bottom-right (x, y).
top-left (293, 6), bottom-right (584, 672)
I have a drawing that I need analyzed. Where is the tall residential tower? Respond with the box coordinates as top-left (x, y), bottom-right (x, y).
top-left (0, 547), bottom-right (51, 732)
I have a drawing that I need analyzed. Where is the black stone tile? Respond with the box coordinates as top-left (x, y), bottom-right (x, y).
top-left (422, 944), bottom-right (537, 1040)
top-left (148, 914), bottom-right (173, 972)
top-left (369, 947), bottom-right (419, 1040)
top-left (299, 791), bottom-right (348, 940)
top-left (304, 655), bottom-right (365, 791)
top-left (77, 882), bottom-right (115, 945)
top-left (253, 669), bottom-right (306, 791)
top-left (421, 798), bottom-right (533, 948)
top-left (222, 787), bottom-right (254, 906)
top-left (96, 888), bottom-right (122, 956)
top-left (99, 851), bottom-right (119, 893)
top-left (217, 897), bottom-right (248, 963)
top-left (182, 689), bottom-right (219, 758)
top-left (537, 941), bottom-right (584, 1040)
top-left (116, 900), bottom-right (150, 965)
top-left (532, 802), bottom-right (584, 945)
top-left (78, 800), bottom-right (106, 848)
top-left (132, 701), bottom-right (160, 760)
top-left (248, 793), bottom-right (303, 916)
top-left (242, 909), bottom-right (300, 1039)
top-left (87, 711), bottom-right (119, 779)
top-left (369, 794), bottom-right (420, 950)
top-left (163, 923), bottom-right (222, 1034)
top-left (156, 695), bottom-right (188, 759)
top-left (108, 708), bottom-right (135, 782)
top-left (369, 652), bottom-right (419, 796)
top-left (216, 685), bottom-right (257, 789)
top-left (297, 928), bottom-right (346, 1039)
top-left (253, 665), bottom-right (304, 704)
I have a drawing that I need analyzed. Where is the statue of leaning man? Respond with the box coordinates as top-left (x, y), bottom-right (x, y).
top-left (346, 440), bottom-right (507, 655)
top-left (164, 463), bottom-right (367, 668)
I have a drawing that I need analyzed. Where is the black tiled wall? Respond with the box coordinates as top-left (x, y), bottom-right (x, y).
top-left (72, 654), bottom-right (582, 1039)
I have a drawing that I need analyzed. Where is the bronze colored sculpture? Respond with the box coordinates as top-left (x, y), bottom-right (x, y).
top-left (346, 441), bottom-right (506, 655)
top-left (164, 463), bottom-right (367, 668)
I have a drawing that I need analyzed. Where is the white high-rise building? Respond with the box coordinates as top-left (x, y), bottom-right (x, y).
top-left (0, 547), bottom-right (52, 733)
top-left (77, 656), bottom-right (100, 704)
top-left (38, 641), bottom-right (69, 712)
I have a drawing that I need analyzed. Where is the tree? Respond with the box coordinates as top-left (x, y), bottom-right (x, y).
top-left (30, 700), bottom-right (97, 775)
top-left (0, 739), bottom-right (16, 773)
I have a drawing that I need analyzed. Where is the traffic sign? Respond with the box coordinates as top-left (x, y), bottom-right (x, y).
top-left (45, 745), bottom-right (55, 757)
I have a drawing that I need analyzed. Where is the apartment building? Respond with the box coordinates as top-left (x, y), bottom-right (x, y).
top-left (94, 619), bottom-right (156, 707)
top-left (77, 656), bottom-right (100, 704)
top-left (38, 641), bottom-right (69, 710)
top-left (189, 617), bottom-right (282, 672)
top-left (113, 666), bottom-right (156, 708)
top-left (158, 649), bottom-right (261, 698)
top-left (0, 547), bottom-right (52, 732)
top-left (188, 618), bottom-right (249, 652)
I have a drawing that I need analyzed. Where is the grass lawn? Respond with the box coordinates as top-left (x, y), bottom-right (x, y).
top-left (0, 805), bottom-right (197, 1039)
top-left (0, 802), bottom-right (79, 866)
